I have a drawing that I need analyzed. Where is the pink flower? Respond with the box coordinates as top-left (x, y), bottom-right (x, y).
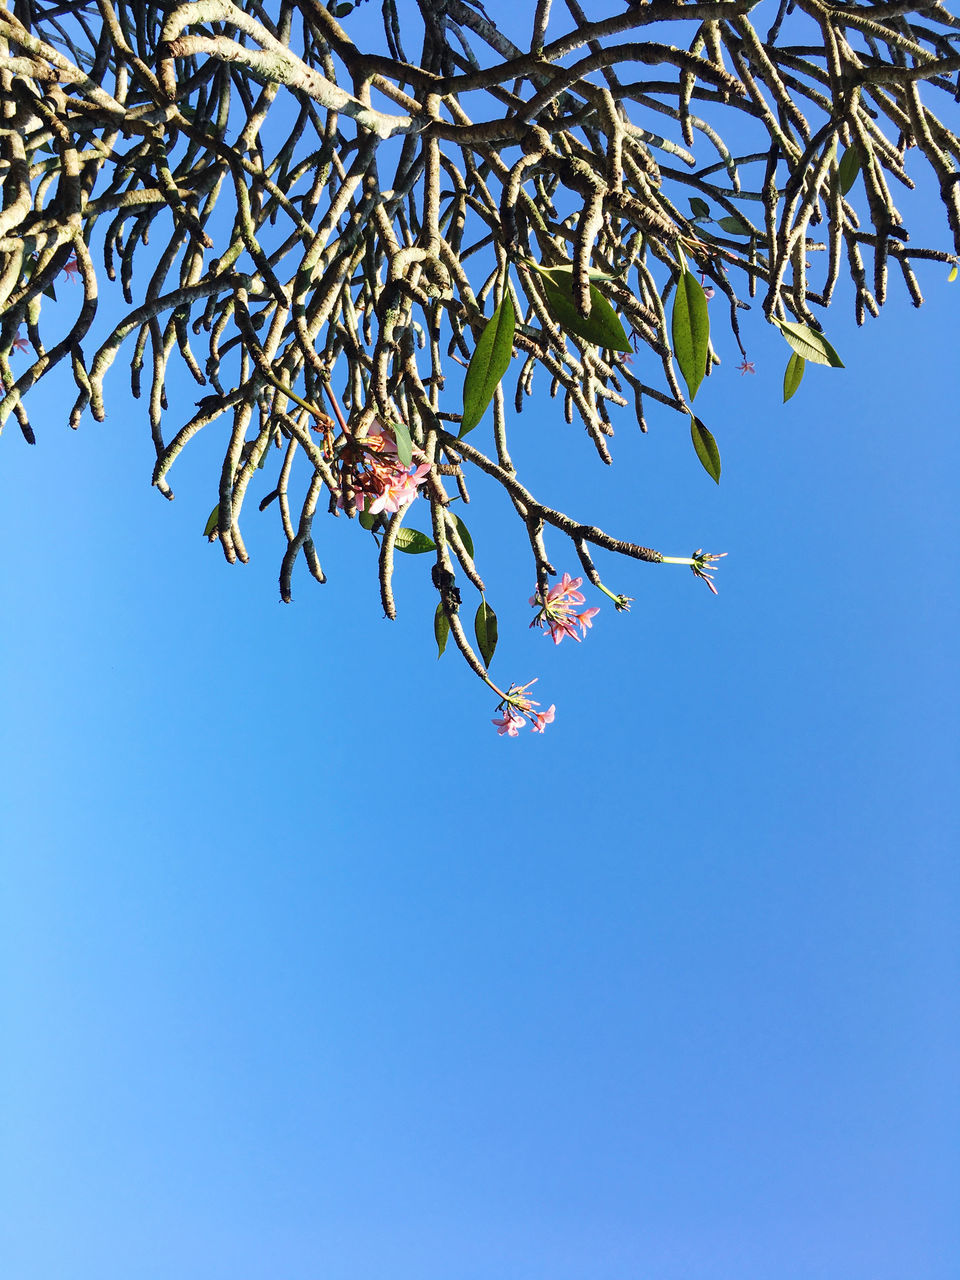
top-left (530, 705), bottom-right (556, 733)
top-left (338, 420), bottom-right (430, 516)
top-left (703, 286), bottom-right (715, 300)
top-left (365, 462), bottom-right (430, 515)
top-left (530, 572), bottom-right (598, 644)
top-left (63, 253), bottom-right (80, 281)
top-left (737, 359), bottom-right (756, 375)
top-left (492, 679), bottom-right (555, 737)
top-left (492, 708), bottom-right (524, 736)
top-left (12, 331), bottom-right (28, 353)
top-left (576, 607), bottom-right (600, 636)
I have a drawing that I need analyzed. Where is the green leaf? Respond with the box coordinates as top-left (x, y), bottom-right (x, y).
top-left (671, 270), bottom-right (710, 402)
top-left (474, 600), bottom-right (498, 666)
top-left (391, 417), bottom-right (413, 467)
top-left (358, 509), bottom-right (378, 530)
top-left (454, 515), bottom-right (474, 561)
top-left (835, 146), bottom-right (861, 197)
top-left (533, 262), bottom-right (619, 284)
top-left (717, 215), bottom-right (752, 236)
top-left (393, 526), bottom-right (436, 554)
top-left (43, 283), bottom-right (57, 301)
top-left (949, 264), bottom-right (958, 283)
top-left (775, 319), bottom-right (844, 368)
top-left (538, 274), bottom-right (631, 353)
top-left (690, 417), bottom-right (721, 484)
top-left (202, 504), bottom-right (220, 538)
top-left (689, 197), bottom-right (711, 220)
top-left (434, 603), bottom-right (449, 658)
top-left (461, 291), bottom-right (515, 436)
top-left (783, 352), bottom-right (805, 403)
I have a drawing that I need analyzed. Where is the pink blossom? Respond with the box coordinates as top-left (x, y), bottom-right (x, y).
top-left (737, 359), bottom-right (756, 375)
top-left (530, 572), bottom-right (598, 644)
top-left (530, 705), bottom-right (556, 733)
top-left (492, 708), bottom-right (524, 736)
top-left (338, 420), bottom-right (430, 516)
top-left (365, 462), bottom-right (430, 515)
top-left (492, 679), bottom-right (555, 737)
top-left (703, 286), bottom-right (715, 300)
top-left (13, 331), bottom-right (28, 353)
top-left (576, 607), bottom-right (600, 636)
top-left (63, 253), bottom-right (80, 281)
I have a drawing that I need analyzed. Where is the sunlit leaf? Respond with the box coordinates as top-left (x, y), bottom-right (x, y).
top-left (835, 146), bottom-right (861, 197)
top-left (434, 603), bottom-right (449, 658)
top-left (949, 264), bottom-right (958, 283)
top-left (474, 600), bottom-right (498, 666)
top-left (717, 215), bottom-right (752, 236)
top-left (534, 262), bottom-right (619, 284)
top-left (537, 273), bottom-right (631, 352)
top-left (775, 319), bottom-right (844, 368)
top-left (690, 416), bottom-right (721, 483)
top-left (202, 504), bottom-right (220, 538)
top-left (671, 270), bottom-right (710, 401)
top-left (391, 417), bottom-right (413, 467)
top-left (783, 351), bottom-right (805, 402)
top-left (461, 291), bottom-right (516, 436)
top-left (454, 514), bottom-right (474, 560)
top-left (394, 526), bottom-right (435, 554)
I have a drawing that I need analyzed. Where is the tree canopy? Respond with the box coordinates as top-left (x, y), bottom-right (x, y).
top-left (1, 0), bottom-right (957, 729)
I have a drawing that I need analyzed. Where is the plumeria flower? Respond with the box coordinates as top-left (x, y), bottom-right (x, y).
top-left (12, 331), bottom-right (29, 353)
top-left (737, 358), bottom-right (756, 375)
top-left (338, 419), bottom-right (430, 515)
top-left (530, 705), bottom-right (556, 733)
top-left (365, 462), bottom-right (430, 515)
top-left (491, 707), bottom-right (525, 737)
top-left (703, 286), bottom-right (716, 301)
top-left (576, 607), bottom-right (600, 635)
top-left (63, 253), bottom-right (80, 281)
top-left (530, 572), bottom-right (599, 644)
top-left (491, 679), bottom-right (555, 737)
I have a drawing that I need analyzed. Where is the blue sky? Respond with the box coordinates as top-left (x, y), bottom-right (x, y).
top-left (2, 8), bottom-right (959, 1279)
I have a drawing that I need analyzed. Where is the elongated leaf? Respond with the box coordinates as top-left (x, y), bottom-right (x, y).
top-left (454, 515), bottom-right (474, 560)
top-left (689, 197), bottom-right (711, 220)
top-left (783, 352), bottom-right (805, 402)
top-left (776, 319), bottom-right (844, 368)
top-left (671, 270), bottom-right (710, 401)
top-left (835, 146), bottom-right (861, 197)
top-left (538, 275), bottom-right (631, 352)
top-left (534, 262), bottom-right (619, 284)
top-left (949, 265), bottom-right (958, 283)
top-left (391, 417), bottom-right (413, 467)
top-left (203, 504), bottom-right (220, 538)
top-left (690, 416), bottom-right (721, 484)
top-left (394, 526), bottom-right (435, 554)
top-left (434, 603), bottom-right (449, 658)
top-left (461, 291), bottom-right (516, 436)
top-left (474, 600), bottom-right (498, 667)
top-left (717, 215), bottom-right (752, 236)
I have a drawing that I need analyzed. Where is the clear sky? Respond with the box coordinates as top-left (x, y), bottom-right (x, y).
top-left (2, 8), bottom-right (959, 1280)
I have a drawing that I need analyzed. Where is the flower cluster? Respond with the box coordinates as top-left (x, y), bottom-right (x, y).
top-left (491, 680), bottom-right (555, 736)
top-left (529, 573), bottom-right (600, 644)
top-left (690, 548), bottom-right (728, 595)
top-left (339, 421), bottom-right (430, 517)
